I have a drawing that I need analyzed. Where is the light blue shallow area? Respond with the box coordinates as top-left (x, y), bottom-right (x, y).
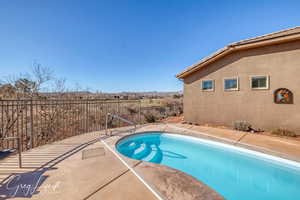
top-left (116, 133), bottom-right (300, 200)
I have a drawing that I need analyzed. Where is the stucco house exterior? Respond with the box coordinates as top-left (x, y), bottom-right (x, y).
top-left (176, 27), bottom-right (300, 134)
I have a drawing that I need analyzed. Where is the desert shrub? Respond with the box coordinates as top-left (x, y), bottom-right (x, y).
top-left (178, 105), bottom-right (183, 114)
top-left (126, 107), bottom-right (138, 115)
top-left (166, 102), bottom-right (173, 109)
top-left (169, 111), bottom-right (177, 117)
top-left (271, 128), bottom-right (297, 137)
top-left (155, 107), bottom-right (166, 114)
top-left (143, 112), bottom-right (157, 123)
top-left (233, 121), bottom-right (252, 132)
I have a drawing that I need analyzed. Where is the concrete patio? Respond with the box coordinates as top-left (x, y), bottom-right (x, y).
top-left (1, 123), bottom-right (300, 200)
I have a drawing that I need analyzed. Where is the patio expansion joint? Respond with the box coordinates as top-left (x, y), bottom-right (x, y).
top-left (83, 160), bottom-right (143, 200)
top-left (83, 168), bottom-right (130, 200)
top-left (234, 132), bottom-right (248, 145)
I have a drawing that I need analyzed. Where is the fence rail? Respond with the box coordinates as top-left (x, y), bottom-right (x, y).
top-left (0, 98), bottom-right (182, 152)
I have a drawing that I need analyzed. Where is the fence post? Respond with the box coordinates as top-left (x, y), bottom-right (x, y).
top-left (1, 101), bottom-right (3, 150)
top-left (30, 99), bottom-right (34, 149)
top-left (105, 113), bottom-right (108, 136)
top-left (139, 100), bottom-right (141, 125)
top-left (117, 99), bottom-right (120, 127)
top-left (17, 137), bottom-right (22, 168)
top-left (85, 100), bottom-right (89, 133)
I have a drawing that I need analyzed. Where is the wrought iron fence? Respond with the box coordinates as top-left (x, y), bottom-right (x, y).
top-left (0, 98), bottom-right (182, 152)
top-left (0, 99), bottom-right (141, 151)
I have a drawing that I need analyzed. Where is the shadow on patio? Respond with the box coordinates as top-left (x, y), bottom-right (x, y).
top-left (0, 134), bottom-right (100, 199)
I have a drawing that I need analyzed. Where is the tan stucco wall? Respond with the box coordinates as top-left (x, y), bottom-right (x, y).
top-left (183, 40), bottom-right (300, 134)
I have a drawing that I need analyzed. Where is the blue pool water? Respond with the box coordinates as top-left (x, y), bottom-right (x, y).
top-left (116, 133), bottom-right (300, 200)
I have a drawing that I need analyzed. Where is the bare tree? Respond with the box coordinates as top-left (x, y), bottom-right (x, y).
top-left (0, 63), bottom-right (54, 144)
top-left (31, 63), bottom-right (53, 94)
top-left (1, 63), bottom-right (54, 98)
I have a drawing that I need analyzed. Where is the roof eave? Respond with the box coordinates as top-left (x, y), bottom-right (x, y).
top-left (176, 31), bottom-right (300, 79)
top-left (176, 46), bottom-right (233, 79)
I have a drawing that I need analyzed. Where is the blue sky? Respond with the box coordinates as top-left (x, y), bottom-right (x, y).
top-left (0, 0), bottom-right (299, 92)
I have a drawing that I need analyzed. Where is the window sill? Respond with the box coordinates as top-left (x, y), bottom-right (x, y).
top-left (251, 87), bottom-right (269, 90)
top-left (224, 88), bottom-right (239, 92)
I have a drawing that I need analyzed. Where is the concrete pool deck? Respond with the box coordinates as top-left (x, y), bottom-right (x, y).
top-left (1, 123), bottom-right (300, 199)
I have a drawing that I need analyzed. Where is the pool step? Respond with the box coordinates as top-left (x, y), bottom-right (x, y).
top-left (143, 144), bottom-right (163, 163)
top-left (127, 142), bottom-right (139, 150)
top-left (143, 144), bottom-right (157, 162)
top-left (118, 141), bottom-right (141, 157)
top-left (132, 143), bottom-right (151, 160)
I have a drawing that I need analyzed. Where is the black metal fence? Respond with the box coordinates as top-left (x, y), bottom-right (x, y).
top-left (0, 99), bottom-right (141, 151)
top-left (0, 98), bottom-right (183, 152)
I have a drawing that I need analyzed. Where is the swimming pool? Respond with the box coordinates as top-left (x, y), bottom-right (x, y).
top-left (116, 132), bottom-right (300, 200)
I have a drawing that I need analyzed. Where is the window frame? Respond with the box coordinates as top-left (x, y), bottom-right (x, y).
top-left (201, 79), bottom-right (215, 92)
top-left (250, 75), bottom-right (269, 90)
top-left (223, 77), bottom-right (239, 91)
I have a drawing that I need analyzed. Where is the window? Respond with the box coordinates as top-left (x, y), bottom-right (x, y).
top-left (251, 76), bottom-right (269, 89)
top-left (201, 80), bottom-right (214, 91)
top-left (224, 77), bottom-right (239, 91)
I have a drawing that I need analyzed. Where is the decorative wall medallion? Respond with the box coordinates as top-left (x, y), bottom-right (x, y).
top-left (274, 88), bottom-right (293, 104)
